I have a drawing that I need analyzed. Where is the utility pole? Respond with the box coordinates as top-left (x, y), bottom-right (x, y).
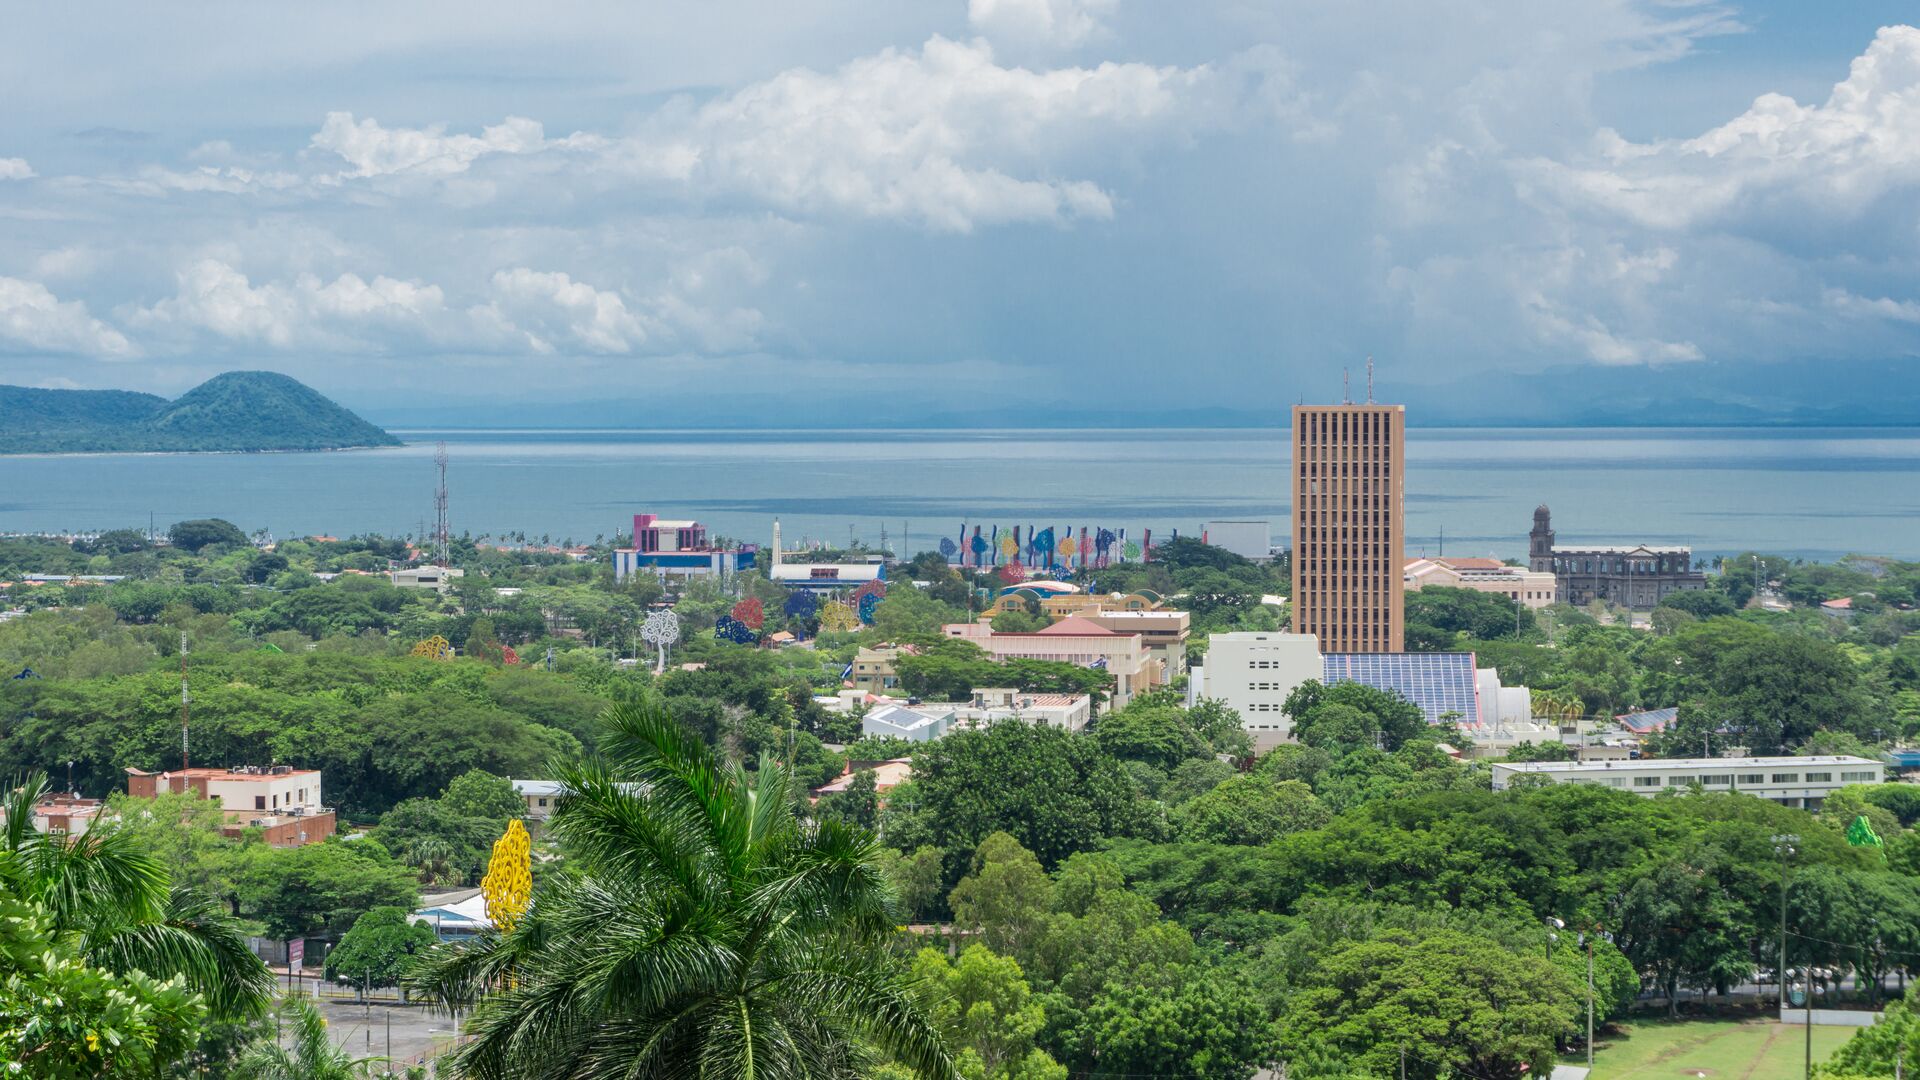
top-left (1585, 930), bottom-right (1597, 1070)
top-left (179, 632), bottom-right (191, 770)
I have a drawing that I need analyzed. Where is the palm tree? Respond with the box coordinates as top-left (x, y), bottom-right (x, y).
top-left (413, 699), bottom-right (959, 1080)
top-left (231, 1001), bottom-right (388, 1080)
top-left (0, 772), bottom-right (273, 1019)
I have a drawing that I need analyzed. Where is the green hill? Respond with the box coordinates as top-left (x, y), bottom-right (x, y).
top-left (0, 371), bottom-right (401, 453)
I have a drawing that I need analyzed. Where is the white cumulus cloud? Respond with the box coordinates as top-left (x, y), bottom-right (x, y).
top-left (1527, 25), bottom-right (1920, 231)
top-left (310, 112), bottom-right (599, 178)
top-left (968, 0), bottom-right (1117, 48)
top-left (0, 158), bottom-right (33, 180)
top-left (664, 35), bottom-right (1206, 231)
top-left (483, 269), bottom-right (652, 354)
top-left (132, 259), bottom-right (449, 347)
top-left (0, 276), bottom-right (136, 358)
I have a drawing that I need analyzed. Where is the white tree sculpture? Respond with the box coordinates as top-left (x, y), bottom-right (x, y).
top-left (641, 609), bottom-right (681, 674)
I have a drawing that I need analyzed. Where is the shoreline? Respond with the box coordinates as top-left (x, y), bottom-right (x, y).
top-left (0, 442), bottom-right (403, 460)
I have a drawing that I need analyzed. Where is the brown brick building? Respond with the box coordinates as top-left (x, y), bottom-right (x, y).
top-left (1290, 402), bottom-right (1406, 654)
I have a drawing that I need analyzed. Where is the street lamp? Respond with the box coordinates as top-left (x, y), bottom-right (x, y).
top-left (1577, 926), bottom-right (1606, 1070)
top-left (1773, 833), bottom-right (1798, 1013)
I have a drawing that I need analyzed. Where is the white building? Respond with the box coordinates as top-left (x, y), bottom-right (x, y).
top-left (1203, 520), bottom-right (1273, 562)
top-left (1187, 632), bottom-right (1324, 749)
top-left (391, 565), bottom-right (465, 592)
top-left (1489, 755), bottom-right (1885, 809)
top-left (954, 688), bottom-right (1092, 732)
top-left (512, 779), bottom-right (565, 820)
top-left (862, 703), bottom-right (953, 742)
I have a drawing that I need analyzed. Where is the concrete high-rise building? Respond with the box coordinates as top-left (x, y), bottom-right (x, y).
top-left (1290, 401), bottom-right (1406, 653)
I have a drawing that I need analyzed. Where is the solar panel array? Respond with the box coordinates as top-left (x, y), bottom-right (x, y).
top-left (1321, 652), bottom-right (1479, 726)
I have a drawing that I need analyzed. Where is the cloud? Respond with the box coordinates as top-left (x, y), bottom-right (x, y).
top-left (967, 0), bottom-right (1117, 48)
top-left (310, 112), bottom-right (601, 178)
top-left (663, 35), bottom-right (1211, 231)
top-left (0, 276), bottom-right (136, 357)
top-left (1826, 287), bottom-right (1920, 324)
top-left (131, 259), bottom-right (449, 347)
top-left (483, 268), bottom-right (651, 354)
top-left (272, 37), bottom-right (1220, 232)
top-left (1526, 25), bottom-right (1920, 231)
top-left (0, 158), bottom-right (32, 180)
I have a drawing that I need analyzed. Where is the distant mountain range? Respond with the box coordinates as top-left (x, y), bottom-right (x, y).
top-left (0, 371), bottom-right (400, 453)
top-left (359, 357), bottom-right (1920, 430)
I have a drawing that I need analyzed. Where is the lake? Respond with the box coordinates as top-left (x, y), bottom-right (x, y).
top-left (3, 427), bottom-right (1918, 562)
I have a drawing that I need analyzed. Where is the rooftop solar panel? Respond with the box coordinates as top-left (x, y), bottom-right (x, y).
top-left (1321, 652), bottom-right (1480, 726)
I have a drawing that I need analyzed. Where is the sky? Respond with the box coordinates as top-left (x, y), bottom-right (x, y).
top-left (4, 0), bottom-right (1920, 417)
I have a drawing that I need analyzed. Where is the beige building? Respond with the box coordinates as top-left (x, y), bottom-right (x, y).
top-left (125, 766), bottom-right (335, 847)
top-left (1075, 609), bottom-right (1191, 679)
top-left (1404, 557), bottom-right (1557, 610)
top-left (942, 616), bottom-right (1158, 707)
top-left (1491, 755), bottom-right (1884, 810)
top-left (1291, 402), bottom-right (1405, 653)
top-left (851, 643), bottom-right (918, 693)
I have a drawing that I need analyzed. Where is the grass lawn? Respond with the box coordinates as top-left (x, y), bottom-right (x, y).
top-left (1569, 1016), bottom-right (1859, 1080)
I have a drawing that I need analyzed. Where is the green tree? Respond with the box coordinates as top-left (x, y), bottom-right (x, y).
top-left (1284, 680), bottom-right (1427, 753)
top-left (950, 833), bottom-right (1057, 960)
top-left (325, 906), bottom-right (439, 991)
top-left (169, 518), bottom-right (250, 552)
top-left (1173, 775), bottom-right (1329, 845)
top-left (1063, 969), bottom-right (1278, 1080)
top-left (1, 773), bottom-right (272, 1023)
top-left (236, 840), bottom-right (422, 940)
top-left (0, 894), bottom-right (207, 1079)
top-left (913, 721), bottom-right (1150, 867)
top-left (1283, 929), bottom-right (1574, 1080)
top-left (878, 845), bottom-right (948, 923)
top-left (910, 945), bottom-right (1065, 1080)
top-left (411, 698), bottom-right (957, 1080)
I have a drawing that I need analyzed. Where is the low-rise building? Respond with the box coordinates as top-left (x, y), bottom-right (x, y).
top-left (1190, 633), bottom-right (1532, 750)
top-left (851, 643), bottom-right (918, 693)
top-left (812, 758), bottom-right (914, 802)
top-left (125, 765), bottom-right (335, 847)
top-left (953, 688), bottom-right (1092, 731)
top-left (391, 565), bottom-right (465, 592)
top-left (1489, 755), bottom-right (1884, 809)
top-left (1203, 520), bottom-right (1274, 562)
top-left (512, 779), bottom-right (565, 821)
top-left (862, 703), bottom-right (953, 742)
top-left (30, 793), bottom-right (105, 836)
top-left (770, 562), bottom-right (886, 591)
top-left (1186, 632), bottom-right (1324, 748)
top-left (1404, 557), bottom-right (1557, 610)
top-left (612, 513), bottom-right (757, 582)
top-left (943, 616), bottom-right (1158, 707)
top-left (1076, 609), bottom-right (1191, 679)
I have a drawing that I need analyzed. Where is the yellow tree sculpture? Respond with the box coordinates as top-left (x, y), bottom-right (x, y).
top-left (411, 635), bottom-right (453, 660)
top-left (481, 819), bottom-right (532, 935)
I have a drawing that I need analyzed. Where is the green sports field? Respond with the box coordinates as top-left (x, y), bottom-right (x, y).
top-left (1570, 1017), bottom-right (1859, 1080)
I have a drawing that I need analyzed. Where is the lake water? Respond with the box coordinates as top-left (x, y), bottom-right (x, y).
top-left (3, 427), bottom-right (1918, 562)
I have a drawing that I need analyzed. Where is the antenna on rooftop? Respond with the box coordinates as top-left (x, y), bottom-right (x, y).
top-left (1342, 368), bottom-right (1351, 404)
top-left (433, 441), bottom-right (450, 567)
top-left (1366, 356), bottom-right (1375, 404)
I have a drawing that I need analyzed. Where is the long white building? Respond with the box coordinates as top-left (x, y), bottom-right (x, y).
top-left (1489, 755), bottom-right (1884, 809)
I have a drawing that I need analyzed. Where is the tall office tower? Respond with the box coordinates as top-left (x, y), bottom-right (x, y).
top-left (1290, 401), bottom-right (1406, 653)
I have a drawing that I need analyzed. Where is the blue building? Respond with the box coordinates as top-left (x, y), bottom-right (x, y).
top-left (611, 513), bottom-right (756, 582)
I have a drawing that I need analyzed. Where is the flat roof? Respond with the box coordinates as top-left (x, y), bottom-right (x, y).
top-left (129, 766), bottom-right (321, 782)
top-left (1497, 755), bottom-right (1882, 773)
